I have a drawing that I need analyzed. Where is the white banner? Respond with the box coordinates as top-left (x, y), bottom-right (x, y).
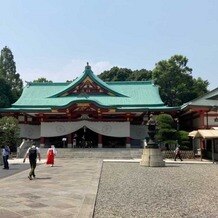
top-left (19, 122), bottom-right (147, 139)
top-left (19, 124), bottom-right (41, 139)
top-left (130, 125), bottom-right (148, 140)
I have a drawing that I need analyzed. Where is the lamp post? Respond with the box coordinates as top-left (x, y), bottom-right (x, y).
top-left (146, 114), bottom-right (158, 149)
top-left (140, 114), bottom-right (165, 167)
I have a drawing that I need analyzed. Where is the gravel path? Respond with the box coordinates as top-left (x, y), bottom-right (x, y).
top-left (94, 163), bottom-right (218, 218)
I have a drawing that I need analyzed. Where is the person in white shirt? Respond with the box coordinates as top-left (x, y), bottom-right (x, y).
top-left (23, 142), bottom-right (41, 180)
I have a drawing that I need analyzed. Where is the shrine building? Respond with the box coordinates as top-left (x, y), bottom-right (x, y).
top-left (0, 64), bottom-right (178, 148)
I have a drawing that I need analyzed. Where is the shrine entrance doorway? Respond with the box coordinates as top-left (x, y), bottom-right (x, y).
top-left (74, 127), bottom-right (98, 148)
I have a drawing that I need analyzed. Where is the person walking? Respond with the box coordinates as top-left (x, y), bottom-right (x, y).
top-left (174, 144), bottom-right (183, 161)
top-left (2, 145), bottom-right (10, 169)
top-left (23, 142), bottom-right (41, 180)
top-left (46, 145), bottom-right (57, 167)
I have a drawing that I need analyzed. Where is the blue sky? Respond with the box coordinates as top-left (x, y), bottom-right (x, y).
top-left (0, 0), bottom-right (217, 90)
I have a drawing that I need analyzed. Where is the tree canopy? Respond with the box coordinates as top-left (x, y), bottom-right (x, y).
top-left (152, 55), bottom-right (209, 106)
top-left (33, 77), bottom-right (53, 83)
top-left (0, 78), bottom-right (13, 108)
top-left (98, 55), bottom-right (209, 106)
top-left (0, 47), bottom-right (23, 104)
top-left (155, 114), bottom-right (177, 143)
top-left (98, 67), bottom-right (152, 82)
top-left (0, 116), bottom-right (20, 150)
top-left (155, 114), bottom-right (190, 149)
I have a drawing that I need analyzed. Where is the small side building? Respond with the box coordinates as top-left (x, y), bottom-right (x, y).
top-left (181, 88), bottom-right (218, 160)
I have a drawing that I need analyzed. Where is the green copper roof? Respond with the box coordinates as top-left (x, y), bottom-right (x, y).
top-left (50, 64), bottom-right (126, 97)
top-left (182, 87), bottom-right (218, 110)
top-left (0, 65), bottom-right (177, 113)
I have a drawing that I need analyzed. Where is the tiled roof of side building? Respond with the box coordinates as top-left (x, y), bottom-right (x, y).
top-left (181, 87), bottom-right (218, 109)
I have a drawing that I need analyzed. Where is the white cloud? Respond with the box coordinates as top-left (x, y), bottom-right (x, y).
top-left (18, 59), bottom-right (114, 83)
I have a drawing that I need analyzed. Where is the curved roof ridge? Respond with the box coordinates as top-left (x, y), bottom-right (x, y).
top-left (107, 81), bottom-right (153, 85)
top-left (49, 64), bottom-right (127, 97)
top-left (27, 82), bottom-right (68, 86)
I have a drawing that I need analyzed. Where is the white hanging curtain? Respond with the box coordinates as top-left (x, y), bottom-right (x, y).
top-left (19, 122), bottom-right (148, 140)
top-left (41, 121), bottom-right (130, 137)
top-left (19, 121), bottom-right (148, 140)
top-left (19, 124), bottom-right (41, 139)
top-left (130, 125), bottom-right (148, 140)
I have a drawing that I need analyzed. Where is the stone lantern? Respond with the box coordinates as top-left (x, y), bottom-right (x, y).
top-left (140, 114), bottom-right (165, 167)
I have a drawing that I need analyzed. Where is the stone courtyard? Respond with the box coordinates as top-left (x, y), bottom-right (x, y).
top-left (0, 156), bottom-right (217, 218)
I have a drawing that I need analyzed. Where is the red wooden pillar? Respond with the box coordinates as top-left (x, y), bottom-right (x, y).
top-left (126, 137), bottom-right (131, 148)
top-left (199, 110), bottom-right (205, 128)
top-left (98, 110), bottom-right (103, 148)
top-left (126, 113), bottom-right (131, 148)
top-left (39, 113), bottom-right (45, 148)
top-left (98, 134), bottom-right (102, 148)
top-left (72, 133), bottom-right (77, 148)
top-left (24, 115), bottom-right (27, 124)
top-left (67, 133), bottom-right (73, 148)
top-left (40, 137), bottom-right (45, 148)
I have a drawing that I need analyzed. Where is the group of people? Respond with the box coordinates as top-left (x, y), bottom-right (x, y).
top-left (2, 143), bottom-right (57, 180)
top-left (3, 141), bottom-right (183, 180)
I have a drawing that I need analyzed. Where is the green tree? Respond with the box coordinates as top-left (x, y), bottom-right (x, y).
top-left (128, 69), bottom-right (152, 81)
top-left (33, 77), bottom-right (53, 83)
top-left (152, 55), bottom-right (209, 106)
top-left (176, 130), bottom-right (191, 150)
top-left (0, 46), bottom-right (23, 103)
top-left (156, 114), bottom-right (191, 149)
top-left (192, 77), bottom-right (209, 98)
top-left (98, 67), bottom-right (152, 82)
top-left (0, 78), bottom-right (13, 108)
top-left (0, 116), bottom-right (20, 151)
top-left (98, 55), bottom-right (209, 106)
top-left (98, 67), bottom-right (129, 81)
top-left (156, 114), bottom-right (177, 143)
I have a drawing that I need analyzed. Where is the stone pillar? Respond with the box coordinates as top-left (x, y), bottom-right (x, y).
top-left (98, 134), bottom-right (102, 148)
top-left (40, 137), bottom-right (45, 148)
top-left (126, 137), bottom-right (131, 148)
top-left (67, 133), bottom-right (73, 148)
top-left (140, 140), bottom-right (165, 167)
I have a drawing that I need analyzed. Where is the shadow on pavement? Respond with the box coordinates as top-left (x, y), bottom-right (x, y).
top-left (35, 177), bottom-right (52, 180)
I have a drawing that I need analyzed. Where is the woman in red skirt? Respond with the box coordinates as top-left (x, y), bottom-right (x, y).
top-left (46, 145), bottom-right (57, 167)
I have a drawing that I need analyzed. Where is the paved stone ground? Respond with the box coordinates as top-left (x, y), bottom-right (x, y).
top-left (0, 157), bottom-right (217, 218)
top-left (94, 162), bottom-right (218, 218)
top-left (0, 162), bottom-right (30, 179)
top-left (0, 158), bottom-right (102, 218)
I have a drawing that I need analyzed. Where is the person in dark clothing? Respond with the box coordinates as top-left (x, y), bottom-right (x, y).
top-left (23, 143), bottom-right (41, 180)
top-left (2, 145), bottom-right (10, 169)
top-left (174, 145), bottom-right (183, 161)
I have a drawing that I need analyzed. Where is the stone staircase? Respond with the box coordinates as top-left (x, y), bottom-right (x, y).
top-left (38, 148), bottom-right (143, 159)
